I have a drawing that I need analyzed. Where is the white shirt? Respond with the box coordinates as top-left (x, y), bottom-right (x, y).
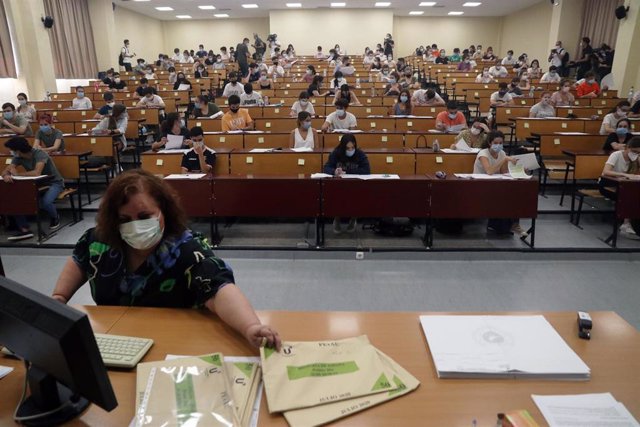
top-left (330, 77), bottom-right (348, 90)
top-left (338, 65), bottom-right (355, 76)
top-left (144, 73), bottom-right (157, 80)
top-left (600, 113), bottom-right (623, 135)
top-left (72, 97), bottom-right (92, 110)
top-left (540, 72), bottom-right (561, 83)
top-left (121, 46), bottom-right (133, 64)
top-left (314, 51), bottom-right (325, 59)
top-left (529, 102), bottom-right (556, 118)
top-left (475, 74), bottom-right (494, 83)
top-left (222, 82), bottom-right (244, 98)
top-left (293, 128), bottom-right (315, 149)
top-left (268, 65), bottom-right (285, 78)
top-left (501, 56), bottom-right (516, 66)
top-left (240, 92), bottom-right (263, 106)
top-left (605, 150), bottom-right (630, 173)
top-left (93, 115), bottom-right (128, 146)
top-left (137, 94), bottom-right (165, 108)
top-left (490, 91), bottom-right (513, 104)
top-left (183, 56), bottom-right (194, 64)
top-left (411, 90), bottom-right (444, 106)
top-left (324, 111), bottom-right (357, 130)
top-left (489, 66), bottom-right (509, 78)
top-left (474, 148), bottom-right (506, 174)
top-left (172, 53), bottom-right (185, 62)
top-left (291, 101), bottom-right (316, 116)
top-left (550, 48), bottom-right (565, 67)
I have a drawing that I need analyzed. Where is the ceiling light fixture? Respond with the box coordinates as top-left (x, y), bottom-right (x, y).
top-left (463, 2), bottom-right (481, 6)
top-left (198, 5), bottom-right (216, 10)
top-left (214, 13), bottom-right (229, 17)
top-left (375, 2), bottom-right (391, 6)
top-left (409, 10), bottom-right (424, 15)
top-left (419, 2), bottom-right (436, 6)
top-left (242, 4), bottom-right (258, 8)
top-left (176, 15), bottom-right (192, 18)
top-left (448, 11), bottom-right (464, 15)
top-left (155, 7), bottom-right (173, 11)
top-left (286, 2), bottom-right (302, 6)
top-left (331, 2), bottom-right (347, 7)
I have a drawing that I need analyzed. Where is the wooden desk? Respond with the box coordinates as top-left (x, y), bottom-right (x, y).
top-left (598, 177), bottom-right (640, 247)
top-left (0, 176), bottom-right (50, 241)
top-left (327, 132), bottom-right (404, 149)
top-left (164, 176), bottom-right (213, 217)
top-left (229, 150), bottom-right (322, 176)
top-left (511, 118), bottom-right (587, 140)
top-left (405, 132), bottom-right (457, 149)
top-left (561, 150), bottom-right (609, 180)
top-left (243, 132), bottom-right (291, 149)
top-left (64, 135), bottom-right (114, 157)
top-left (536, 133), bottom-right (603, 157)
top-left (2, 309), bottom-right (638, 426)
top-left (360, 148), bottom-right (416, 175)
top-left (203, 132), bottom-right (244, 150)
top-left (414, 148), bottom-right (477, 174)
top-left (141, 148), bottom-right (231, 176)
top-left (428, 175), bottom-right (539, 247)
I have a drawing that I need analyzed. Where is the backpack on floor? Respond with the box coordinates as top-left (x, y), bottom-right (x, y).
top-left (365, 217), bottom-right (414, 237)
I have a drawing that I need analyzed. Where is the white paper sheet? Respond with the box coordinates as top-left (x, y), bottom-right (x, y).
top-left (291, 147), bottom-right (313, 152)
top-left (447, 124), bottom-right (466, 133)
top-left (249, 148), bottom-right (275, 153)
top-left (340, 174), bottom-right (400, 180)
top-left (441, 148), bottom-right (480, 154)
top-left (209, 111), bottom-right (224, 119)
top-left (0, 365), bottom-right (13, 379)
top-left (157, 148), bottom-right (190, 154)
top-left (10, 175), bottom-right (48, 180)
top-left (164, 174), bottom-right (206, 180)
top-left (512, 153), bottom-right (541, 171)
top-left (310, 173), bottom-right (333, 179)
top-left (532, 393), bottom-right (639, 427)
top-left (454, 139), bottom-right (473, 152)
top-left (419, 315), bottom-right (590, 379)
top-left (165, 134), bottom-right (184, 150)
top-left (177, 84), bottom-right (191, 91)
top-left (508, 163), bottom-right (533, 179)
top-left (454, 173), bottom-right (507, 179)
top-left (332, 129), bottom-right (363, 133)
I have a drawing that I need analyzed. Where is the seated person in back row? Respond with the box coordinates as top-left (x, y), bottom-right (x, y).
top-left (222, 71), bottom-right (244, 98)
top-left (135, 78), bottom-right (157, 98)
top-left (221, 95), bottom-right (254, 132)
top-left (321, 99), bottom-right (357, 132)
top-left (34, 113), bottom-right (64, 152)
top-left (151, 112), bottom-right (191, 151)
top-left (435, 101), bottom-right (467, 132)
top-left (289, 111), bottom-right (318, 149)
top-left (240, 83), bottom-right (263, 106)
top-left (71, 87), bottom-right (92, 110)
top-left (290, 91), bottom-right (316, 118)
top-left (0, 103), bottom-right (33, 136)
top-left (529, 92), bottom-right (556, 118)
top-left (181, 126), bottom-right (215, 174)
top-left (2, 137), bottom-right (64, 241)
top-left (576, 71), bottom-right (600, 98)
top-left (450, 120), bottom-right (489, 149)
top-left (603, 118), bottom-right (633, 151)
top-left (108, 73), bottom-right (128, 91)
top-left (93, 92), bottom-right (115, 119)
top-left (191, 95), bottom-right (221, 118)
top-left (412, 86), bottom-right (446, 107)
top-left (136, 87), bottom-right (166, 108)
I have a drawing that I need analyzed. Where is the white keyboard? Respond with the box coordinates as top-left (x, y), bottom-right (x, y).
top-left (94, 333), bottom-right (153, 369)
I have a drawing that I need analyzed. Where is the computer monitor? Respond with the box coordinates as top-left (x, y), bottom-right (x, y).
top-left (0, 276), bottom-right (117, 426)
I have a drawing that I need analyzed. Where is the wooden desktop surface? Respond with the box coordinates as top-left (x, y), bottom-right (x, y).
top-left (1, 309), bottom-right (639, 426)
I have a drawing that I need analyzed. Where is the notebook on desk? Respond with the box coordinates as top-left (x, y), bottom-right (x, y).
top-left (419, 315), bottom-right (590, 380)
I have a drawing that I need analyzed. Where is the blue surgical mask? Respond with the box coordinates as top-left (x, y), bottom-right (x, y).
top-left (400, 95), bottom-right (408, 103)
top-left (40, 125), bottom-right (52, 133)
top-left (336, 108), bottom-right (346, 117)
top-left (388, 78), bottom-right (396, 84)
top-left (77, 92), bottom-right (85, 98)
top-left (302, 122), bottom-right (311, 130)
top-left (3, 111), bottom-right (13, 120)
top-left (616, 127), bottom-right (629, 135)
top-left (491, 144), bottom-right (504, 153)
top-left (345, 149), bottom-right (356, 157)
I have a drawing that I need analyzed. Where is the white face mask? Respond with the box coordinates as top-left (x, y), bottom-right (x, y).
top-left (470, 127), bottom-right (481, 136)
top-left (18, 99), bottom-right (27, 106)
top-left (119, 214), bottom-right (164, 250)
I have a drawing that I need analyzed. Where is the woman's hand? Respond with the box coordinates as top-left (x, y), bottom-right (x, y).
top-left (245, 323), bottom-right (282, 351)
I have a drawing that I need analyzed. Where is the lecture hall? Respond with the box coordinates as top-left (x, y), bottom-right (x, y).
top-left (1, 0), bottom-right (640, 426)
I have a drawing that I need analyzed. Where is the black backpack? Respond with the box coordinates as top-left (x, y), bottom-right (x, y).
top-left (118, 51), bottom-right (125, 66)
top-left (365, 218), bottom-right (414, 237)
top-left (560, 48), bottom-right (570, 66)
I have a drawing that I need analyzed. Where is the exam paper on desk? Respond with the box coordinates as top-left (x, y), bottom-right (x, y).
top-left (532, 393), bottom-right (639, 427)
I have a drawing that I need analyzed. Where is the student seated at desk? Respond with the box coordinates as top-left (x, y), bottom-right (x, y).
top-left (529, 92), bottom-right (556, 118)
top-left (34, 114), bottom-right (64, 152)
top-left (290, 92), bottom-right (316, 118)
top-left (600, 137), bottom-right (640, 237)
top-left (508, 77), bottom-right (524, 98)
top-left (93, 92), bottom-right (115, 119)
top-left (221, 95), bottom-right (254, 132)
top-left (436, 101), bottom-right (467, 132)
top-left (92, 104), bottom-right (128, 149)
top-left (488, 61), bottom-right (509, 78)
top-left (143, 66), bottom-right (157, 80)
top-left (191, 95), bottom-right (221, 119)
top-left (181, 126), bottom-right (215, 174)
top-left (108, 73), bottom-right (128, 92)
top-left (490, 83), bottom-right (515, 108)
top-left (392, 90), bottom-right (412, 116)
top-left (307, 75), bottom-right (330, 98)
top-left (135, 78), bottom-right (157, 99)
top-left (412, 86), bottom-right (446, 107)
top-left (51, 169), bottom-right (281, 350)
top-left (600, 101), bottom-right (631, 135)
top-left (475, 68), bottom-right (495, 84)
top-left (540, 65), bottom-right (561, 83)
top-left (323, 134), bottom-right (370, 233)
top-left (2, 137), bottom-right (64, 240)
top-left (576, 71), bottom-right (600, 98)
top-left (322, 99), bottom-right (357, 132)
top-left (550, 79), bottom-right (575, 107)
top-left (173, 72), bottom-right (192, 91)
top-left (101, 68), bottom-right (115, 87)
top-left (152, 112), bottom-right (191, 150)
top-left (603, 118), bottom-right (633, 151)
top-left (16, 93), bottom-right (37, 121)
top-left (451, 120), bottom-right (489, 149)
top-left (334, 84), bottom-right (361, 106)
top-left (71, 87), bottom-right (92, 110)
top-left (240, 83), bottom-right (263, 106)
top-left (290, 112), bottom-right (318, 149)
top-left (222, 71), bottom-right (244, 98)
top-left (0, 103), bottom-right (33, 136)
top-left (136, 87), bottom-right (166, 109)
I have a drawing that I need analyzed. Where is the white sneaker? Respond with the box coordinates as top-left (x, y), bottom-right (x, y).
top-left (333, 218), bottom-right (342, 234)
top-left (346, 218), bottom-right (357, 233)
top-left (619, 222), bottom-right (634, 234)
top-left (511, 223), bottom-right (528, 238)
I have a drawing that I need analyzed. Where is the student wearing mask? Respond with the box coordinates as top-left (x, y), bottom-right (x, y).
top-left (549, 41), bottom-right (568, 76)
top-left (151, 112), bottom-right (191, 151)
top-left (212, 55), bottom-right (226, 70)
top-left (435, 101), bottom-right (467, 132)
top-left (330, 71), bottom-right (348, 93)
top-left (137, 87), bottom-right (166, 108)
top-left (135, 78), bottom-right (157, 99)
top-left (194, 64), bottom-right (209, 78)
top-left (576, 71), bottom-right (600, 98)
top-left (482, 47), bottom-right (496, 61)
top-left (121, 39), bottom-right (135, 72)
top-left (72, 87), bottom-right (93, 110)
top-left (34, 114), bottom-right (64, 152)
top-left (600, 101), bottom-right (631, 135)
top-left (529, 92), bottom-right (556, 118)
top-left (171, 48), bottom-right (184, 62)
top-left (92, 104), bottom-right (129, 149)
top-left (51, 169), bottom-right (281, 350)
top-left (457, 55), bottom-right (473, 71)
top-left (257, 70), bottom-right (273, 90)
top-left (392, 90), bottom-right (412, 116)
top-left (222, 72), bottom-right (244, 98)
top-left (109, 73), bottom-right (127, 91)
top-left (173, 72), bottom-right (192, 91)
top-left (475, 68), bottom-right (495, 84)
top-left (134, 58), bottom-right (146, 76)
top-left (435, 50), bottom-right (449, 64)
top-left (221, 95), bottom-right (254, 132)
top-left (94, 92), bottom-right (115, 119)
top-left (191, 95), bottom-right (221, 119)
top-left (16, 93), bottom-right (36, 121)
top-left (301, 65), bottom-right (317, 83)
top-left (240, 83), bottom-right (263, 106)
top-left (289, 111), bottom-right (318, 149)
top-left (322, 99), bottom-right (358, 132)
top-left (167, 67), bottom-right (178, 84)
top-left (540, 66), bottom-right (561, 83)
top-left (267, 57), bottom-right (285, 78)
top-left (181, 126), bottom-right (215, 174)
top-left (315, 46), bottom-right (325, 59)
top-left (508, 78), bottom-right (524, 98)
top-left (337, 56), bottom-right (355, 76)
top-left (603, 118), bottom-right (633, 151)
top-left (290, 92), bottom-right (316, 117)
top-left (236, 38), bottom-right (251, 78)
top-left (143, 66), bottom-right (157, 80)
top-left (196, 44), bottom-right (207, 58)
top-left (333, 84), bottom-right (361, 106)
top-left (489, 61), bottom-right (508, 78)
top-left (0, 103), bottom-right (33, 136)
top-left (2, 136), bottom-right (64, 240)
top-left (182, 50), bottom-right (194, 64)
top-left (448, 48), bottom-right (462, 63)
top-left (550, 79), bottom-right (575, 107)
top-left (501, 50), bottom-right (516, 66)
top-left (451, 120), bottom-right (490, 149)
top-left (384, 72), bottom-right (402, 96)
top-left (490, 82), bottom-right (515, 107)
top-left (527, 60), bottom-right (542, 80)
top-left (307, 75), bottom-right (330, 98)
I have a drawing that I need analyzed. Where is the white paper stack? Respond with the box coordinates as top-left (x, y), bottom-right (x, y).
top-left (532, 393), bottom-right (639, 427)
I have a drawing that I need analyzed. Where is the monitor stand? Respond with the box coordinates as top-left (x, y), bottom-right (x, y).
top-left (15, 365), bottom-right (90, 427)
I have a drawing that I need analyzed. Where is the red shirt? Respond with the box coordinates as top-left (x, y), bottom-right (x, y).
top-left (576, 81), bottom-right (600, 97)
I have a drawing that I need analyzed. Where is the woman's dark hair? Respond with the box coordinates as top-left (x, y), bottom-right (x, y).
top-left (397, 89), bottom-right (412, 113)
top-left (95, 169), bottom-right (188, 251)
top-left (108, 104), bottom-right (127, 130)
top-left (17, 92), bottom-right (28, 101)
top-left (244, 83), bottom-right (253, 94)
top-left (307, 65), bottom-right (316, 74)
top-left (161, 112), bottom-right (181, 134)
top-left (4, 136), bottom-right (32, 153)
top-left (616, 118), bottom-right (631, 129)
top-left (628, 136), bottom-right (640, 149)
top-left (197, 94), bottom-right (210, 104)
top-left (482, 130), bottom-right (505, 149)
top-left (297, 111), bottom-right (311, 127)
top-left (609, 100), bottom-right (630, 114)
top-left (298, 91), bottom-right (309, 100)
top-left (333, 71), bottom-right (343, 88)
top-left (334, 134), bottom-right (358, 161)
top-left (312, 75), bottom-right (323, 85)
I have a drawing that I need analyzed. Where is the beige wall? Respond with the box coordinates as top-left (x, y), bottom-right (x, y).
top-left (548, 0), bottom-right (584, 60)
top-left (162, 18), bottom-right (269, 56)
top-left (500, 1), bottom-right (554, 65)
top-left (269, 10), bottom-right (393, 56)
top-left (612, 0), bottom-right (640, 94)
top-left (88, 0), bottom-right (118, 70)
top-left (394, 16), bottom-right (503, 58)
top-left (113, 6), bottom-right (165, 66)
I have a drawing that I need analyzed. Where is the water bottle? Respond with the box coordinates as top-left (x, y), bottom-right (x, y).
top-left (628, 86), bottom-right (635, 103)
top-left (263, 95), bottom-right (269, 106)
top-left (356, 78), bottom-right (360, 88)
top-left (529, 87), bottom-right (535, 98)
top-left (432, 139), bottom-right (440, 152)
top-left (44, 91), bottom-right (51, 101)
top-left (323, 68), bottom-right (327, 78)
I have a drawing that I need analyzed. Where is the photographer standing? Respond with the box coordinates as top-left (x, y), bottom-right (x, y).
top-left (384, 34), bottom-right (395, 60)
top-left (548, 41), bottom-right (569, 77)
